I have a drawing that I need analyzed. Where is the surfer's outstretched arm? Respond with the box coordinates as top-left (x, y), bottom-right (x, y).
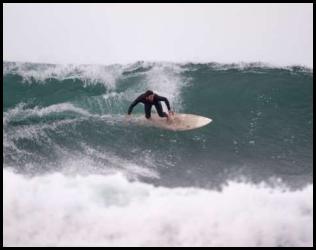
top-left (127, 96), bottom-right (142, 115)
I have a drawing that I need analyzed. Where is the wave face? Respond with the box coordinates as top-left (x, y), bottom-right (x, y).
top-left (3, 61), bottom-right (313, 246)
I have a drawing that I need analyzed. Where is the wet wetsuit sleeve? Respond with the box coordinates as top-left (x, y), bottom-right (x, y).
top-left (156, 95), bottom-right (171, 111)
top-left (128, 96), bottom-right (142, 114)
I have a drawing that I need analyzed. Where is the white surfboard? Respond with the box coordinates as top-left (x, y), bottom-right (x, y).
top-left (130, 113), bottom-right (212, 131)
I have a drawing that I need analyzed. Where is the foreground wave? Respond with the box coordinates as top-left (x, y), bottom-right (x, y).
top-left (4, 169), bottom-right (312, 247)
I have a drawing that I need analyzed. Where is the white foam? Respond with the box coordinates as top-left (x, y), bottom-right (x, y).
top-left (3, 169), bottom-right (313, 247)
top-left (3, 62), bottom-right (124, 89)
top-left (3, 103), bottom-right (91, 143)
top-left (5, 103), bottom-right (91, 120)
top-left (3, 103), bottom-right (90, 165)
top-left (76, 143), bottom-right (159, 180)
top-left (142, 63), bottom-right (187, 112)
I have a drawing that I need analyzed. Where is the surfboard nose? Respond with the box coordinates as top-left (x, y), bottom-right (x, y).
top-left (198, 117), bottom-right (212, 125)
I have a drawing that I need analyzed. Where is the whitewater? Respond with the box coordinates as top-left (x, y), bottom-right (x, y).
top-left (3, 61), bottom-right (313, 247)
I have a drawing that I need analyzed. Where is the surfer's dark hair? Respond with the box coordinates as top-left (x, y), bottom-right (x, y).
top-left (144, 90), bottom-right (154, 97)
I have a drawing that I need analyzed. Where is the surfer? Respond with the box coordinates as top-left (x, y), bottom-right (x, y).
top-left (127, 90), bottom-right (174, 120)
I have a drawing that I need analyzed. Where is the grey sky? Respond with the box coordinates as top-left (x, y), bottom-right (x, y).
top-left (3, 3), bottom-right (313, 67)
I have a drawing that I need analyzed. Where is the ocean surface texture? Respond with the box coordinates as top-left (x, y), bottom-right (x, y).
top-left (3, 61), bottom-right (313, 247)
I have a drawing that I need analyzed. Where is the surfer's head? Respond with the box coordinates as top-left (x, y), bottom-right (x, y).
top-left (145, 90), bottom-right (154, 102)
top-left (145, 90), bottom-right (154, 97)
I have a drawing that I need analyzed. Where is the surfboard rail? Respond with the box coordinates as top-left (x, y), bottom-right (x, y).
top-left (130, 113), bottom-right (212, 131)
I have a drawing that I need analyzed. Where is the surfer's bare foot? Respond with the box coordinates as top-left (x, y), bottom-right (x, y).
top-left (166, 115), bottom-right (172, 124)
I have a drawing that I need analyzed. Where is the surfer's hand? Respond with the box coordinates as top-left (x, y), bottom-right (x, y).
top-left (168, 110), bottom-right (175, 116)
top-left (125, 114), bottom-right (131, 121)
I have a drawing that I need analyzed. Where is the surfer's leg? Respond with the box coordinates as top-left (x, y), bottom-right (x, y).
top-left (155, 102), bottom-right (168, 118)
top-left (144, 104), bottom-right (152, 119)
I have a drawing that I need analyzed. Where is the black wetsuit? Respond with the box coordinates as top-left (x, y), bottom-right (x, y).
top-left (128, 93), bottom-right (171, 119)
